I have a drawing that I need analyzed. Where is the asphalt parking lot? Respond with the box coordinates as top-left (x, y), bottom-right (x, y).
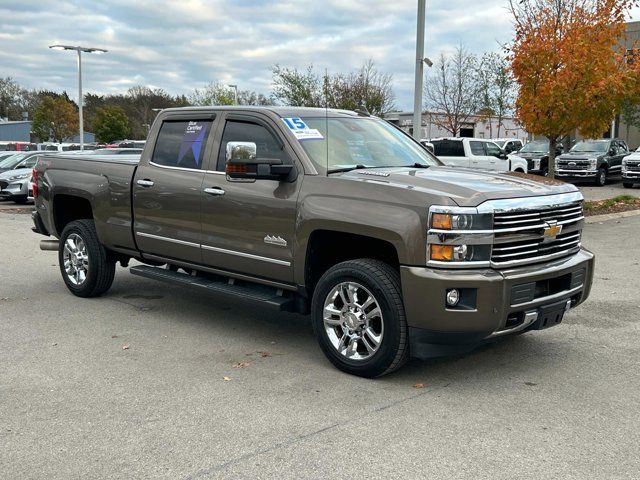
top-left (1, 210), bottom-right (639, 479)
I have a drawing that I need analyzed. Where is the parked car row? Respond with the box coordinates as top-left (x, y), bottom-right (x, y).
top-left (0, 149), bottom-right (143, 204)
top-left (430, 137), bottom-right (527, 173)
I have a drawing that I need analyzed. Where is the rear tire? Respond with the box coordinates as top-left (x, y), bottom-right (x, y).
top-left (595, 168), bottom-right (607, 187)
top-left (13, 196), bottom-right (28, 204)
top-left (311, 259), bottom-right (409, 378)
top-left (59, 219), bottom-right (116, 298)
top-left (623, 182), bottom-right (634, 189)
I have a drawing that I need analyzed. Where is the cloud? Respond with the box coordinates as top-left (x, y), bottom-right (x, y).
top-left (1, 0), bottom-right (639, 110)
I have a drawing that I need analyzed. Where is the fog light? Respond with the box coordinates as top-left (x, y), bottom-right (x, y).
top-left (446, 289), bottom-right (460, 307)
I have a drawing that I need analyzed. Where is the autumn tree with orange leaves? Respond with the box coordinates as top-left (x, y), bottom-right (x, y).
top-left (509, 0), bottom-right (640, 178)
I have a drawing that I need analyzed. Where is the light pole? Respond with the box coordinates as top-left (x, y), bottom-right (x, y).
top-left (49, 45), bottom-right (108, 150)
top-left (413, 0), bottom-right (426, 140)
top-left (227, 84), bottom-right (238, 105)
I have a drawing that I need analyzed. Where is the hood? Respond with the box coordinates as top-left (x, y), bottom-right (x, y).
top-left (624, 152), bottom-right (640, 162)
top-left (517, 151), bottom-right (548, 159)
top-left (338, 166), bottom-right (577, 207)
top-left (559, 152), bottom-right (602, 160)
top-left (0, 167), bottom-right (32, 180)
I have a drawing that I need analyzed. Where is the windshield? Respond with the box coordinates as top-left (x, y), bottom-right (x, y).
top-left (295, 117), bottom-right (441, 172)
top-left (520, 140), bottom-right (548, 153)
top-left (493, 140), bottom-right (507, 148)
top-left (570, 141), bottom-right (608, 153)
top-left (0, 153), bottom-right (29, 169)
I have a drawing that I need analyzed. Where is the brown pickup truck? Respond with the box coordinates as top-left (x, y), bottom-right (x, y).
top-left (31, 106), bottom-right (595, 377)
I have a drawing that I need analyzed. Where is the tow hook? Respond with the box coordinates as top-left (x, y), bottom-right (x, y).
top-left (40, 239), bottom-right (60, 251)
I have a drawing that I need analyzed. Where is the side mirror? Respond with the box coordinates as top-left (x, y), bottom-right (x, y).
top-left (499, 150), bottom-right (508, 159)
top-left (225, 141), bottom-right (294, 182)
top-left (608, 148), bottom-right (616, 156)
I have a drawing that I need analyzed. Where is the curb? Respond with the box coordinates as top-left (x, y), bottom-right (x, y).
top-left (585, 209), bottom-right (640, 224)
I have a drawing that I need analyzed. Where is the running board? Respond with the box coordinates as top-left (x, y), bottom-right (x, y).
top-left (130, 265), bottom-right (296, 311)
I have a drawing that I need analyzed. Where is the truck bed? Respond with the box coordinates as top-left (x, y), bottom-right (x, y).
top-left (37, 153), bottom-right (140, 252)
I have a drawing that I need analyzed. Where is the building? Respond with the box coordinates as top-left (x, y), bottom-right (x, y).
top-left (384, 111), bottom-right (529, 143)
top-left (0, 119), bottom-right (95, 144)
top-left (617, 21), bottom-right (640, 148)
top-left (0, 120), bottom-right (32, 142)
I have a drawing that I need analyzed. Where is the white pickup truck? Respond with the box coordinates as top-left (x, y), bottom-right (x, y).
top-left (432, 138), bottom-right (527, 173)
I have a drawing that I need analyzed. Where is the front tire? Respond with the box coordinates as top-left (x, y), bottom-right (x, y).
top-left (59, 219), bottom-right (116, 298)
top-left (311, 259), bottom-right (409, 378)
top-left (595, 168), bottom-right (607, 186)
top-left (623, 182), bottom-right (634, 189)
top-left (13, 195), bottom-right (28, 204)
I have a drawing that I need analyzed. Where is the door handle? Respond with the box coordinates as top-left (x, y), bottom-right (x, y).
top-left (136, 179), bottom-right (155, 187)
top-left (204, 187), bottom-right (225, 196)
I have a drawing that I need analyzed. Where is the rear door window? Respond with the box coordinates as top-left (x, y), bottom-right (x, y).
top-left (432, 140), bottom-right (465, 157)
top-left (151, 120), bottom-right (213, 170)
top-left (485, 142), bottom-right (502, 157)
top-left (469, 141), bottom-right (486, 156)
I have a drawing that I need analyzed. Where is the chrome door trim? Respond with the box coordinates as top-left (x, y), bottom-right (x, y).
top-left (201, 244), bottom-right (291, 267)
top-left (136, 231), bottom-right (200, 248)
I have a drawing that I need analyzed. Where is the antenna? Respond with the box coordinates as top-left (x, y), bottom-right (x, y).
top-left (325, 68), bottom-right (329, 175)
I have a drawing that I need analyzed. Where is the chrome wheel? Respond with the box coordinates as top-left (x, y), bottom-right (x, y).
top-left (63, 233), bottom-right (89, 285)
top-left (323, 281), bottom-right (384, 361)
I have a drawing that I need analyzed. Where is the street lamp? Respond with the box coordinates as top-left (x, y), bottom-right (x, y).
top-left (413, 0), bottom-right (426, 140)
top-left (49, 44), bottom-right (108, 150)
top-left (227, 84), bottom-right (238, 105)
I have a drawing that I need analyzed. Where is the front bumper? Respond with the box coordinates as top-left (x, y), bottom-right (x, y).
top-left (401, 249), bottom-right (595, 358)
top-left (0, 181), bottom-right (28, 199)
top-left (622, 171), bottom-right (640, 181)
top-left (556, 169), bottom-right (597, 178)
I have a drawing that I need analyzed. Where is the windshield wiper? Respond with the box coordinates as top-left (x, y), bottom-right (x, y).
top-left (328, 164), bottom-right (368, 174)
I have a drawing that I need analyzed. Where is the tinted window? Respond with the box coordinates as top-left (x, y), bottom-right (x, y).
top-left (432, 140), bottom-right (465, 157)
top-left (485, 142), bottom-right (502, 157)
top-left (152, 120), bottom-right (213, 169)
top-left (217, 120), bottom-right (287, 171)
top-left (469, 141), bottom-right (485, 156)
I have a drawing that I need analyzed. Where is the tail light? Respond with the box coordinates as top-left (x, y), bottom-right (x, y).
top-left (32, 168), bottom-right (38, 198)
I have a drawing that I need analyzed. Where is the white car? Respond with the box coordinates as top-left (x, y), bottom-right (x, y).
top-left (431, 137), bottom-right (527, 173)
top-left (622, 146), bottom-right (640, 188)
top-left (493, 138), bottom-right (524, 154)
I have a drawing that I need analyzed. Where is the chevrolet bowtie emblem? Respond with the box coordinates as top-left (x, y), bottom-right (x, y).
top-left (543, 221), bottom-right (562, 242)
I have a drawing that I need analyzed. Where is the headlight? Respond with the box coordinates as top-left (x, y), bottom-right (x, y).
top-left (8, 172), bottom-right (30, 181)
top-left (428, 206), bottom-right (493, 267)
top-left (622, 162), bottom-right (627, 172)
top-left (589, 159), bottom-right (598, 169)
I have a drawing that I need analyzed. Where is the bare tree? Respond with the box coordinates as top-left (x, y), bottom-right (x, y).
top-left (272, 60), bottom-right (395, 115)
top-left (425, 45), bottom-right (479, 136)
top-left (476, 52), bottom-right (517, 137)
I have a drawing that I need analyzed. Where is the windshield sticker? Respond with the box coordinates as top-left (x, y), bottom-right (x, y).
top-left (282, 117), bottom-right (324, 141)
top-left (178, 121), bottom-right (209, 167)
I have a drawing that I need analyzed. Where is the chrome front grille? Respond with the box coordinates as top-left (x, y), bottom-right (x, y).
top-left (557, 161), bottom-right (589, 170)
top-left (625, 161), bottom-right (640, 171)
top-left (491, 201), bottom-right (584, 267)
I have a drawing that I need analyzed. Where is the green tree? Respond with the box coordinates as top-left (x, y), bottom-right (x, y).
top-left (0, 77), bottom-right (24, 120)
top-left (271, 60), bottom-right (395, 115)
top-left (476, 52), bottom-right (517, 137)
top-left (93, 106), bottom-right (131, 143)
top-left (189, 82), bottom-right (236, 106)
top-left (31, 96), bottom-right (79, 142)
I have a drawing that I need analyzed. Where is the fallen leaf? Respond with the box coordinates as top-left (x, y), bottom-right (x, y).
top-left (413, 383), bottom-right (426, 389)
top-left (111, 335), bottom-right (119, 339)
top-left (223, 376), bottom-right (232, 381)
top-left (122, 345), bottom-right (130, 350)
top-left (245, 352), bottom-right (254, 356)
top-left (233, 361), bottom-right (251, 369)
top-left (524, 382), bottom-right (538, 386)
top-left (257, 351), bottom-right (271, 358)
top-left (51, 343), bottom-right (57, 346)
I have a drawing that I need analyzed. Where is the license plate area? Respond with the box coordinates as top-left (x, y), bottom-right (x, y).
top-left (533, 299), bottom-right (571, 330)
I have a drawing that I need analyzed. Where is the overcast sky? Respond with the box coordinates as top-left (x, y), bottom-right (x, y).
top-left (1, 0), bottom-right (639, 110)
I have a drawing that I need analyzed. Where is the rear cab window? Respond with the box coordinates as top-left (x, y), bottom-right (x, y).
top-left (151, 120), bottom-right (213, 170)
top-left (432, 140), bottom-right (465, 157)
